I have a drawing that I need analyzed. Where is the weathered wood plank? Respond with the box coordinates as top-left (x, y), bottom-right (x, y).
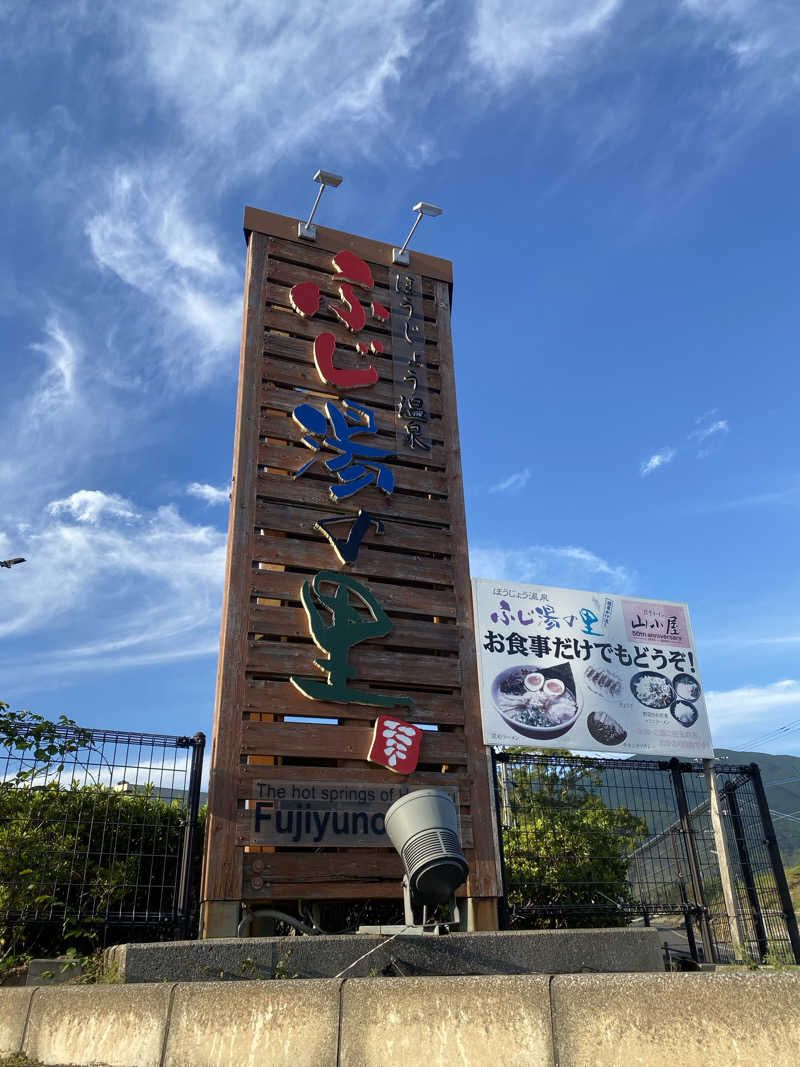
top-left (249, 568), bottom-right (459, 618)
top-left (260, 411), bottom-right (447, 473)
top-left (245, 641), bottom-right (463, 689)
top-left (259, 384), bottom-right (446, 447)
top-left (237, 822), bottom-right (474, 854)
top-left (244, 683), bottom-right (465, 725)
top-left (255, 471), bottom-right (451, 525)
top-left (265, 259), bottom-right (439, 321)
top-left (251, 532), bottom-right (453, 586)
top-left (251, 223), bottom-right (449, 285)
top-left (264, 305), bottom-right (439, 354)
top-left (241, 720), bottom-right (467, 762)
top-left (243, 880), bottom-right (405, 901)
top-left (261, 337), bottom-right (443, 415)
top-left (263, 341), bottom-right (408, 411)
top-left (237, 761), bottom-right (472, 800)
top-left (250, 606), bottom-right (460, 653)
top-left (243, 850), bottom-right (403, 882)
top-left (258, 441), bottom-right (447, 497)
top-left (260, 329), bottom-right (443, 393)
top-left (253, 499), bottom-right (451, 552)
top-left (265, 282), bottom-right (439, 344)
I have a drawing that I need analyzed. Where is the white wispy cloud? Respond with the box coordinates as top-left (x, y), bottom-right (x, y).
top-left (690, 418), bottom-right (728, 443)
top-left (0, 314), bottom-right (136, 517)
top-left (9, 1), bottom-right (799, 405)
top-left (187, 482), bottom-right (230, 506)
top-left (470, 543), bottom-right (634, 592)
top-left (640, 448), bottom-right (676, 476)
top-left (0, 492), bottom-right (226, 679)
top-left (689, 414), bottom-right (730, 452)
top-left (682, 1), bottom-right (800, 73)
top-left (695, 486), bottom-right (800, 514)
top-left (706, 679), bottom-right (800, 753)
top-left (469, 0), bottom-right (623, 85)
top-left (489, 468), bottom-right (531, 493)
top-left (689, 414), bottom-right (730, 458)
top-left (29, 316), bottom-right (80, 419)
top-left (47, 489), bottom-right (138, 524)
top-left (85, 168), bottom-right (242, 382)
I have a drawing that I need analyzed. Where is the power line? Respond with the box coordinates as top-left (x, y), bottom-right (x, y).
top-left (769, 808), bottom-right (800, 825)
top-left (738, 718), bottom-right (800, 751)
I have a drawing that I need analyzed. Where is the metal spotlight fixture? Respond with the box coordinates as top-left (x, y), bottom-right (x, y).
top-left (392, 202), bottom-right (443, 265)
top-left (298, 169), bottom-right (343, 241)
top-left (384, 788), bottom-right (468, 932)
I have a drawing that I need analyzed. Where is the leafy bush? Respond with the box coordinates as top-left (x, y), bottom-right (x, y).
top-left (0, 702), bottom-right (205, 973)
top-left (501, 753), bottom-right (648, 928)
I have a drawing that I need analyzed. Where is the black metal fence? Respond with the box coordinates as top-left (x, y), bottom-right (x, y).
top-left (0, 725), bottom-right (205, 948)
top-left (493, 751), bottom-right (800, 966)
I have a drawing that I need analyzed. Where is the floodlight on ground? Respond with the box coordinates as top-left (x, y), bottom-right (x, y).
top-left (383, 788), bottom-right (468, 931)
top-left (393, 202), bottom-right (443, 265)
top-left (298, 169), bottom-right (344, 241)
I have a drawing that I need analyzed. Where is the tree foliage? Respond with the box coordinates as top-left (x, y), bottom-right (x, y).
top-left (501, 752), bottom-right (648, 928)
top-left (0, 701), bottom-right (91, 782)
top-left (0, 701), bottom-right (204, 970)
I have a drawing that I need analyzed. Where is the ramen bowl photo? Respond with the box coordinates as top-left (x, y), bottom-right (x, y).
top-left (491, 664), bottom-right (581, 740)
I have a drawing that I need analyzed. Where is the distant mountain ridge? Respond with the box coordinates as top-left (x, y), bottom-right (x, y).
top-left (715, 748), bottom-right (800, 867)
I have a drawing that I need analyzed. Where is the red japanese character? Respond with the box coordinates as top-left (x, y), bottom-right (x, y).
top-left (288, 250), bottom-right (383, 389)
top-left (313, 333), bottom-right (378, 389)
top-left (332, 250), bottom-right (374, 289)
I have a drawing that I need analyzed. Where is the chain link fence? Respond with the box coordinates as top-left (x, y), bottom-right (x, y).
top-left (493, 751), bottom-right (800, 966)
top-left (0, 725), bottom-right (204, 952)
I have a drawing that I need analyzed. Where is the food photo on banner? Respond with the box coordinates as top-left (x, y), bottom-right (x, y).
top-left (472, 578), bottom-right (713, 758)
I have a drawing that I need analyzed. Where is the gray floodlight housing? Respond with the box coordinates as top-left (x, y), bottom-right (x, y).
top-left (384, 789), bottom-right (468, 931)
top-left (299, 170), bottom-right (344, 240)
top-left (314, 170), bottom-right (343, 187)
top-left (393, 201), bottom-right (444, 264)
top-left (412, 201), bottom-right (442, 217)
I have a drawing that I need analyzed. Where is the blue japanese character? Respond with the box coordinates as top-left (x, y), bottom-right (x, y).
top-left (292, 399), bottom-right (394, 501)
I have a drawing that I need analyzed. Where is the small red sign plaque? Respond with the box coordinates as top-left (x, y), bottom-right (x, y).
top-left (367, 714), bottom-right (422, 774)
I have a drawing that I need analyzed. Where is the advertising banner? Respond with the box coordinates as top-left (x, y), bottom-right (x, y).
top-left (472, 578), bottom-right (713, 758)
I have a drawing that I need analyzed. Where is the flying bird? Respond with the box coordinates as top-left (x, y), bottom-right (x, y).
top-left (0, 557), bottom-right (26, 569)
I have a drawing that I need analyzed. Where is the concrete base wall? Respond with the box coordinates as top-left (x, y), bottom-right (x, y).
top-left (2, 971), bottom-right (800, 1066)
top-left (107, 927), bottom-right (664, 983)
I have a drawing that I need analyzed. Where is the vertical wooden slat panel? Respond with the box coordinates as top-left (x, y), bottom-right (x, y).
top-left (202, 211), bottom-right (501, 924)
top-left (434, 278), bottom-right (502, 898)
top-left (201, 231), bottom-right (269, 908)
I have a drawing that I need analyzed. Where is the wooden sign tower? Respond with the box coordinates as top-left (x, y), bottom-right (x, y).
top-left (200, 207), bottom-right (502, 936)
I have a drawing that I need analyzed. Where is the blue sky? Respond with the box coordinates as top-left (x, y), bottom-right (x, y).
top-left (3, 0), bottom-right (800, 762)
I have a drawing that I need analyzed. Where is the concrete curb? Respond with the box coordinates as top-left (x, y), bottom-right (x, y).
top-left (550, 970), bottom-right (800, 1067)
top-left (0, 986), bottom-right (35, 1057)
top-left (23, 982), bottom-right (175, 1067)
top-left (108, 927), bottom-right (664, 983)
top-left (339, 973), bottom-right (553, 1067)
top-left (1, 970), bottom-right (799, 1066)
top-left (163, 979), bottom-right (342, 1067)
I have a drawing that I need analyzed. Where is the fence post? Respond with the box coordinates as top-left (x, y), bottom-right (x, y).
top-left (670, 758), bottom-right (716, 963)
top-left (703, 759), bottom-right (747, 956)
top-left (723, 779), bottom-right (768, 962)
top-left (177, 732), bottom-right (206, 939)
top-left (749, 762), bottom-right (800, 964)
top-left (491, 749), bottom-right (510, 931)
